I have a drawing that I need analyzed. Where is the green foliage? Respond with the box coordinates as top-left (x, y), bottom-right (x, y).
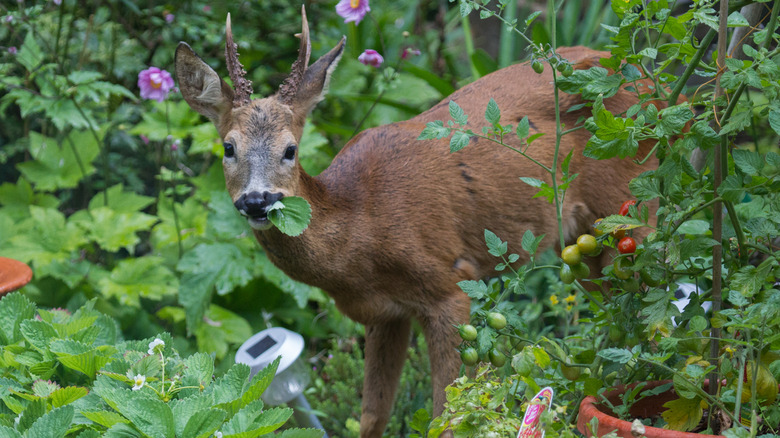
top-left (0, 292), bottom-right (314, 438)
top-left (306, 337), bottom-right (432, 438)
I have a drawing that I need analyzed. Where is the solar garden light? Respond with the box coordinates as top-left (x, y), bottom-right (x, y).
top-left (236, 327), bottom-right (327, 436)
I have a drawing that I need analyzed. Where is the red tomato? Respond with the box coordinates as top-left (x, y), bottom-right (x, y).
top-left (617, 237), bottom-right (637, 254)
top-left (618, 200), bottom-right (636, 216)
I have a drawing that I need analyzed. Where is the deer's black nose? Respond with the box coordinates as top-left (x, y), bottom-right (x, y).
top-left (234, 191), bottom-right (284, 219)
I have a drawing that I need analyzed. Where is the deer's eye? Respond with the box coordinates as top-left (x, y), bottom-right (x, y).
top-left (283, 144), bottom-right (297, 161)
top-left (223, 142), bottom-right (235, 158)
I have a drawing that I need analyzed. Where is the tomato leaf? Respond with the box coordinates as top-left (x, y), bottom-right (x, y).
top-left (662, 396), bottom-right (703, 431)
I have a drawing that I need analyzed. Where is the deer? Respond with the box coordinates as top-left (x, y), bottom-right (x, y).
top-left (175, 7), bottom-right (665, 437)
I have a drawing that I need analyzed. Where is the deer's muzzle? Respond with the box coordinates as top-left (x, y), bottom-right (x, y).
top-left (234, 191), bottom-right (284, 220)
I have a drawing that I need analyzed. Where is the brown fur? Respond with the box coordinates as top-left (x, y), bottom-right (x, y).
top-left (177, 22), bottom-right (664, 436)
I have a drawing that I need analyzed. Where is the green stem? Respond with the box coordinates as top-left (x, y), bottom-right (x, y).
top-left (460, 15), bottom-right (481, 80)
top-left (573, 281), bottom-right (609, 314)
top-left (549, 0), bottom-right (566, 252)
top-left (65, 134), bottom-right (87, 180)
top-left (54, 0), bottom-right (64, 73)
top-left (71, 98), bottom-right (108, 206)
top-left (467, 132), bottom-right (552, 172)
top-left (667, 29), bottom-right (716, 105)
top-left (164, 102), bottom-right (183, 260)
top-left (498, 0), bottom-right (517, 69)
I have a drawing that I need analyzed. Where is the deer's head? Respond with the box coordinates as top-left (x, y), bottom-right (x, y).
top-left (175, 8), bottom-right (344, 230)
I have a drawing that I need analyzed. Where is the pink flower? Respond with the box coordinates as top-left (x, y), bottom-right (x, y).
top-left (203, 5), bottom-right (211, 12)
top-left (139, 134), bottom-right (150, 145)
top-left (402, 48), bottom-right (421, 60)
top-left (138, 67), bottom-right (175, 102)
top-left (8, 47), bottom-right (17, 55)
top-left (358, 49), bottom-right (383, 68)
top-left (336, 0), bottom-right (370, 24)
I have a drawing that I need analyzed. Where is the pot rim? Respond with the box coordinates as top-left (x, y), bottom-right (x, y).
top-left (577, 380), bottom-right (722, 438)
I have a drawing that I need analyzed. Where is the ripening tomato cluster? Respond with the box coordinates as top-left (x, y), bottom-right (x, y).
top-left (457, 311), bottom-right (508, 367)
top-left (560, 200), bottom-right (661, 290)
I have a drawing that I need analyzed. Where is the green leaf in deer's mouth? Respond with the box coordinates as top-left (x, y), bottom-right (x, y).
top-left (266, 196), bottom-right (312, 237)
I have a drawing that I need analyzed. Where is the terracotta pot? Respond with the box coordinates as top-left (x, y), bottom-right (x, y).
top-left (577, 380), bottom-right (721, 438)
top-left (0, 257), bottom-right (33, 295)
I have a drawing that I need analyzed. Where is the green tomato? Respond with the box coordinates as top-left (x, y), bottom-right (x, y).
top-left (461, 347), bottom-right (479, 366)
top-left (625, 332), bottom-right (640, 347)
top-left (458, 324), bottom-right (478, 342)
top-left (561, 244), bottom-right (582, 266)
top-left (532, 60), bottom-right (544, 74)
top-left (613, 258), bottom-right (633, 280)
top-left (561, 63), bottom-right (574, 77)
top-left (640, 267), bottom-right (662, 287)
top-left (608, 325), bottom-right (623, 343)
top-left (561, 360), bottom-right (582, 381)
top-left (571, 262), bottom-right (590, 279)
top-left (489, 348), bottom-right (507, 367)
top-left (560, 264), bottom-right (575, 284)
top-left (487, 312), bottom-right (507, 330)
top-left (576, 234), bottom-right (600, 256)
top-left (620, 277), bottom-right (640, 293)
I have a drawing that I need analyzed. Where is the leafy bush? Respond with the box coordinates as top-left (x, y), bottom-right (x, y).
top-left (305, 336), bottom-right (432, 437)
top-left (0, 291), bottom-right (322, 437)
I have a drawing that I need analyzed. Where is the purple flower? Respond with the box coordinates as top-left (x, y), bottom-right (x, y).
top-left (53, 0), bottom-right (61, 5)
top-left (358, 49), bottom-right (383, 68)
top-left (4, 16), bottom-right (13, 23)
top-left (336, 0), bottom-right (370, 24)
top-left (8, 47), bottom-right (17, 55)
top-left (138, 67), bottom-right (175, 102)
top-left (139, 134), bottom-right (150, 145)
top-left (402, 48), bottom-right (421, 60)
top-left (164, 13), bottom-right (175, 23)
top-left (203, 5), bottom-right (211, 12)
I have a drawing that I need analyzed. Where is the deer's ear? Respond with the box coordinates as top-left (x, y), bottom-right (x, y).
top-left (289, 38), bottom-right (345, 123)
top-left (175, 42), bottom-right (235, 123)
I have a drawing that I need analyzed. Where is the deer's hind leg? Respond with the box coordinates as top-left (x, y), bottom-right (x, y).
top-left (419, 289), bottom-right (471, 423)
top-left (359, 317), bottom-right (412, 438)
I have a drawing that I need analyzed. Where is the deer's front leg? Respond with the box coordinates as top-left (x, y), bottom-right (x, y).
top-left (360, 318), bottom-right (412, 438)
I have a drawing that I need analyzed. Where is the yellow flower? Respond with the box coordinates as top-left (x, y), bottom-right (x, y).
top-left (724, 346), bottom-right (736, 357)
top-left (564, 294), bottom-right (577, 304)
top-left (549, 295), bottom-right (559, 305)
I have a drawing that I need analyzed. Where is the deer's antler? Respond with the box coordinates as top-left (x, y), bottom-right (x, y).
top-left (278, 6), bottom-right (312, 105)
top-left (225, 13), bottom-right (253, 108)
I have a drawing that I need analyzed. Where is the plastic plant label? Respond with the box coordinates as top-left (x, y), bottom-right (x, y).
top-left (267, 196), bottom-right (312, 236)
top-left (516, 386), bottom-right (554, 438)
